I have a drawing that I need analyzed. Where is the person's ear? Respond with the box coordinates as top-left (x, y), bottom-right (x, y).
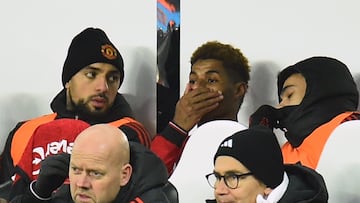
top-left (263, 187), bottom-right (272, 196)
top-left (234, 82), bottom-right (247, 98)
top-left (65, 81), bottom-right (70, 89)
top-left (119, 163), bottom-right (132, 186)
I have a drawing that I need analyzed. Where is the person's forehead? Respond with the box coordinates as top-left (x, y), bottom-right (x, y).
top-left (215, 156), bottom-right (248, 172)
top-left (285, 73), bottom-right (305, 86)
top-left (70, 152), bottom-right (114, 172)
top-left (80, 62), bottom-right (120, 72)
top-left (71, 151), bottom-right (108, 163)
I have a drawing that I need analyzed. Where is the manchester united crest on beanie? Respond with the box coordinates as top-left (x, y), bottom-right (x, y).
top-left (61, 27), bottom-right (124, 87)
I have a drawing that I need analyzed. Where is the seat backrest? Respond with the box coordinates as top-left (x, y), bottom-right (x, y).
top-left (169, 120), bottom-right (246, 203)
top-left (317, 120), bottom-right (360, 202)
top-left (163, 181), bottom-right (178, 203)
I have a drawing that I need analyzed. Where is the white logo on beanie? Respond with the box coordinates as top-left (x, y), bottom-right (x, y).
top-left (220, 139), bottom-right (233, 148)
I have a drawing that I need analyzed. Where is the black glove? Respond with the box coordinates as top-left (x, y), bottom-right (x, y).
top-left (249, 105), bottom-right (279, 130)
top-left (31, 153), bottom-right (70, 199)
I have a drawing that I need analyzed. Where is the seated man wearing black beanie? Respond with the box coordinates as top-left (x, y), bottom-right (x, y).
top-left (205, 126), bottom-right (328, 203)
top-left (0, 27), bottom-right (151, 201)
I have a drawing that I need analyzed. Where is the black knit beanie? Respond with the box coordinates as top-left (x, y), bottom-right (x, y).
top-left (62, 27), bottom-right (124, 87)
top-left (214, 126), bottom-right (284, 188)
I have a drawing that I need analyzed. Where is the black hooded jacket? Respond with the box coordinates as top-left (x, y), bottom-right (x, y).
top-left (279, 164), bottom-right (328, 202)
top-left (50, 89), bottom-right (150, 147)
top-left (0, 89), bottom-right (150, 200)
top-left (10, 142), bottom-right (171, 203)
top-left (277, 56), bottom-right (359, 147)
top-left (110, 142), bottom-right (171, 202)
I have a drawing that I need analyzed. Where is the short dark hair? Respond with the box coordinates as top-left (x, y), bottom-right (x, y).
top-left (190, 41), bottom-right (250, 84)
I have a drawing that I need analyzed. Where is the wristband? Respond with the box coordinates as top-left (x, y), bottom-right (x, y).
top-left (169, 121), bottom-right (188, 135)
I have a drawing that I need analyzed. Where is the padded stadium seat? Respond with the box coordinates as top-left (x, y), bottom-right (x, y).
top-left (163, 181), bottom-right (178, 203)
top-left (316, 120), bottom-right (360, 203)
top-left (169, 120), bottom-right (246, 203)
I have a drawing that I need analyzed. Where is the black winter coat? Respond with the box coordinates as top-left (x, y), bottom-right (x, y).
top-left (10, 142), bottom-right (171, 203)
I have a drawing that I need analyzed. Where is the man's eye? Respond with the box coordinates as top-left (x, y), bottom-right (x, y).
top-left (208, 78), bottom-right (217, 83)
top-left (71, 167), bottom-right (81, 174)
top-left (108, 75), bottom-right (120, 83)
top-left (213, 173), bottom-right (222, 180)
top-left (189, 79), bottom-right (195, 84)
top-left (226, 174), bottom-right (238, 181)
top-left (286, 93), bottom-right (293, 100)
top-left (86, 72), bottom-right (96, 78)
top-left (89, 171), bottom-right (103, 178)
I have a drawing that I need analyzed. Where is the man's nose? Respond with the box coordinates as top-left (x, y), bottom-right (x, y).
top-left (214, 178), bottom-right (228, 194)
top-left (76, 174), bottom-right (91, 189)
top-left (95, 77), bottom-right (109, 92)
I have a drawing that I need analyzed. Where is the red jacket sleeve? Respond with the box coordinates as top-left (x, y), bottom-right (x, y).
top-left (151, 122), bottom-right (189, 175)
top-left (119, 120), bottom-right (152, 148)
